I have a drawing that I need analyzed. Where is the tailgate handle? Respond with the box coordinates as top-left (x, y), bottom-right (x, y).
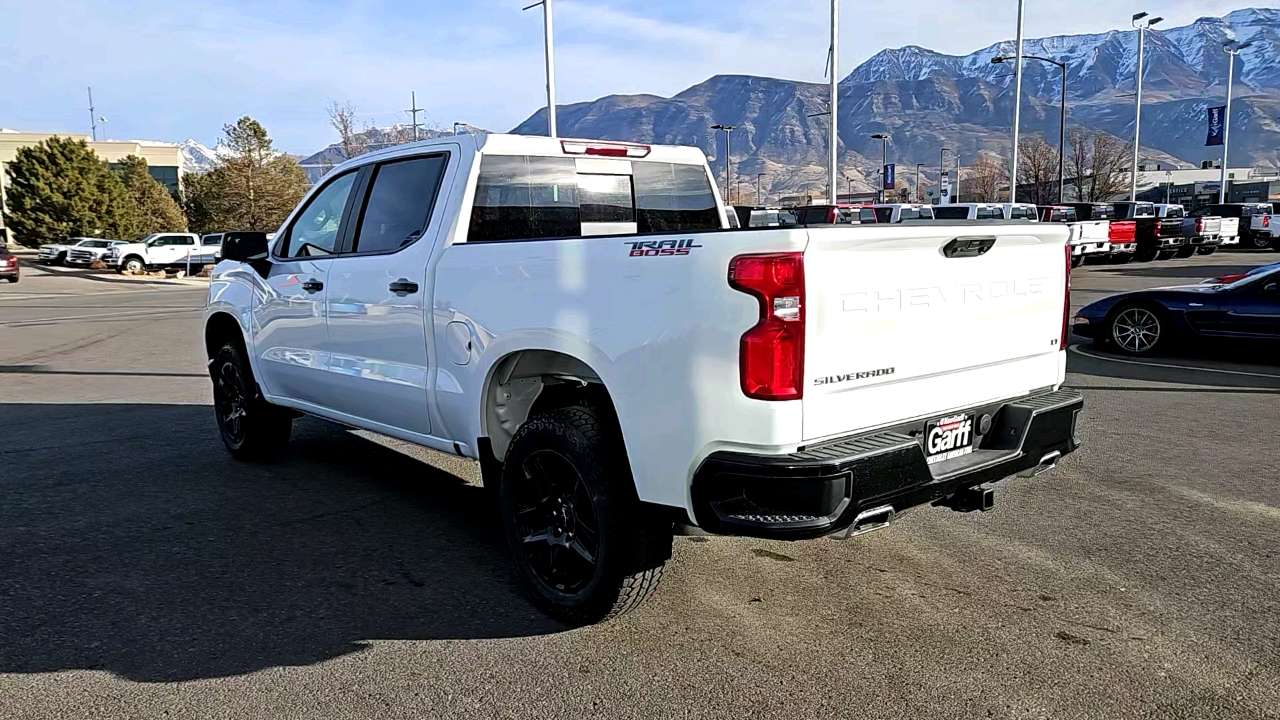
top-left (942, 236), bottom-right (997, 258)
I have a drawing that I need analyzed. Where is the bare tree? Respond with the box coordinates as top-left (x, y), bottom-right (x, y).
top-left (1067, 128), bottom-right (1132, 202)
top-left (326, 100), bottom-right (370, 161)
top-left (1017, 136), bottom-right (1059, 205)
top-left (965, 154), bottom-right (1008, 202)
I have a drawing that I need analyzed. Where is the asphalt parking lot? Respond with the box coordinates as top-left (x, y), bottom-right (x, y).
top-left (2, 255), bottom-right (1279, 719)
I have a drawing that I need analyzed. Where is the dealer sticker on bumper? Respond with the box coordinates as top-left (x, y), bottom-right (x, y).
top-left (925, 413), bottom-right (975, 465)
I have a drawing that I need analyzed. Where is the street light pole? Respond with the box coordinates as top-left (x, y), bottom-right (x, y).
top-left (871, 133), bottom-right (889, 203)
top-left (940, 147), bottom-right (950, 205)
top-left (915, 163), bottom-right (924, 202)
top-left (757, 173), bottom-right (766, 205)
top-left (523, 0), bottom-right (558, 138)
top-left (1009, 0), bottom-right (1026, 203)
top-left (955, 152), bottom-right (961, 203)
top-left (712, 124), bottom-right (736, 203)
top-left (829, 0), bottom-right (839, 205)
top-left (1130, 12), bottom-right (1163, 200)
top-left (1220, 41), bottom-right (1252, 203)
top-left (992, 54), bottom-right (1067, 202)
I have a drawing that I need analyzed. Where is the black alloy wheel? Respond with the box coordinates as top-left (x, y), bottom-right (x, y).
top-left (1196, 246), bottom-right (1218, 256)
top-left (214, 358), bottom-right (249, 447)
top-left (511, 449), bottom-right (602, 595)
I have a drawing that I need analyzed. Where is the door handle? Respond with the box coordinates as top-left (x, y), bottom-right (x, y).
top-left (301, 279), bottom-right (324, 293)
top-left (389, 279), bottom-right (419, 294)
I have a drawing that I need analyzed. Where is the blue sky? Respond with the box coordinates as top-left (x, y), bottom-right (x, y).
top-left (0, 0), bottom-right (1267, 154)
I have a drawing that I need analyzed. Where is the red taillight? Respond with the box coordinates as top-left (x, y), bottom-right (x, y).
top-left (1265, 216), bottom-right (1271, 227)
top-left (729, 253), bottom-right (805, 400)
top-left (827, 208), bottom-right (838, 224)
top-left (1061, 242), bottom-right (1071, 351)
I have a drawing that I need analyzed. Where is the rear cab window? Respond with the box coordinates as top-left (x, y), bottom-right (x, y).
top-left (933, 207), bottom-right (969, 220)
top-left (467, 155), bottom-right (721, 242)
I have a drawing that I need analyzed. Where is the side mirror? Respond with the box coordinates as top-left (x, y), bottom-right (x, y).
top-left (220, 232), bottom-right (270, 263)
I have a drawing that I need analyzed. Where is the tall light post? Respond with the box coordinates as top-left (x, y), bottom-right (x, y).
top-left (522, 0), bottom-right (558, 137)
top-left (1220, 40), bottom-right (1253, 203)
top-left (954, 152), bottom-right (962, 203)
top-left (871, 133), bottom-right (889, 203)
top-left (828, 0), bottom-right (840, 205)
top-left (712, 124), bottom-right (736, 203)
top-left (940, 147), bottom-right (951, 205)
top-left (994, 54), bottom-right (1067, 202)
top-left (1130, 12), bottom-right (1164, 200)
top-left (757, 173), bottom-right (767, 205)
top-left (915, 163), bottom-right (925, 202)
top-left (1009, 0), bottom-right (1027, 202)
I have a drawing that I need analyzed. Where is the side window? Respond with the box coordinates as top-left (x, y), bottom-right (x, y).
top-left (176, 236), bottom-right (195, 246)
top-left (976, 207), bottom-right (994, 220)
top-left (469, 156), bottom-right (580, 242)
top-left (633, 162), bottom-right (720, 233)
top-left (935, 207), bottom-right (967, 220)
top-left (352, 155), bottom-right (449, 253)
top-left (874, 208), bottom-right (892, 223)
top-left (279, 171), bottom-right (358, 258)
top-left (859, 208), bottom-right (876, 223)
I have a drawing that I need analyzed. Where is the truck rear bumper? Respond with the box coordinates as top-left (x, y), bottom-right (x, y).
top-left (1072, 242), bottom-right (1110, 256)
top-left (689, 388), bottom-right (1083, 540)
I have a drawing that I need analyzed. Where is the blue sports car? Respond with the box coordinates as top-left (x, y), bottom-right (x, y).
top-left (1074, 264), bottom-right (1280, 355)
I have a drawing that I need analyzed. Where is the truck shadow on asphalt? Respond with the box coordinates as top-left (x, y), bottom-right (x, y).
top-left (0, 403), bottom-right (564, 683)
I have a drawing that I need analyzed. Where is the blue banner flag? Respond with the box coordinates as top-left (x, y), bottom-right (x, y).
top-left (883, 163), bottom-right (895, 190)
top-left (1206, 105), bottom-right (1226, 146)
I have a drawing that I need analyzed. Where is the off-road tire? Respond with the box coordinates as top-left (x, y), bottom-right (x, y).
top-left (1071, 254), bottom-right (1084, 268)
top-left (501, 406), bottom-right (671, 625)
top-left (211, 342), bottom-right (292, 461)
top-left (1134, 246), bottom-right (1158, 263)
top-left (1111, 253), bottom-right (1135, 265)
top-left (1195, 246), bottom-right (1218, 256)
top-left (1174, 245), bottom-right (1197, 259)
top-left (122, 257), bottom-right (145, 274)
top-left (1155, 249), bottom-right (1178, 261)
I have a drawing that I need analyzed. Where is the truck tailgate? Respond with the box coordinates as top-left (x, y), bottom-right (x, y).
top-left (802, 224), bottom-right (1069, 443)
top-left (1069, 220), bottom-right (1108, 244)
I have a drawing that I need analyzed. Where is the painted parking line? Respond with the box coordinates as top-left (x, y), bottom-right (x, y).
top-left (1069, 344), bottom-right (1280, 380)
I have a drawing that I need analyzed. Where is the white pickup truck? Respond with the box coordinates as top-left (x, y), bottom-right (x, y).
top-left (1039, 205), bottom-right (1109, 267)
top-left (203, 134), bottom-right (1083, 624)
top-left (109, 232), bottom-right (219, 274)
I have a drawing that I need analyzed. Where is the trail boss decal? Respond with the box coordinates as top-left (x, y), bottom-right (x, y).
top-left (813, 367), bottom-right (895, 386)
top-left (924, 413), bottom-right (975, 465)
top-left (626, 238), bottom-right (702, 257)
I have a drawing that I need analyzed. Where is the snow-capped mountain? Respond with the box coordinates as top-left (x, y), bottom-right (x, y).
top-left (179, 139), bottom-right (224, 174)
top-left (845, 8), bottom-right (1280, 98)
top-left (510, 8), bottom-right (1280, 198)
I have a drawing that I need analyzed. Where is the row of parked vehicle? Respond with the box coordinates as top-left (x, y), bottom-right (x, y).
top-left (732, 200), bottom-right (1278, 268)
top-left (35, 232), bottom-right (233, 274)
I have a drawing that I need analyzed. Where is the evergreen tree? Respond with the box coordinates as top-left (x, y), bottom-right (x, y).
top-left (116, 155), bottom-right (187, 235)
top-left (2, 137), bottom-right (133, 247)
top-left (217, 117), bottom-right (310, 231)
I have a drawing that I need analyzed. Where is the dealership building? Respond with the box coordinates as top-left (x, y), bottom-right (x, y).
top-left (0, 130), bottom-right (184, 246)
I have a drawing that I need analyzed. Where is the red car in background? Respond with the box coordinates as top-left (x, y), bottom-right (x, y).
top-left (0, 246), bottom-right (19, 283)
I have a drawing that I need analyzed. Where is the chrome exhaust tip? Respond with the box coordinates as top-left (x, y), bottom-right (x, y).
top-left (829, 505), bottom-right (895, 540)
top-left (1018, 451), bottom-right (1062, 478)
